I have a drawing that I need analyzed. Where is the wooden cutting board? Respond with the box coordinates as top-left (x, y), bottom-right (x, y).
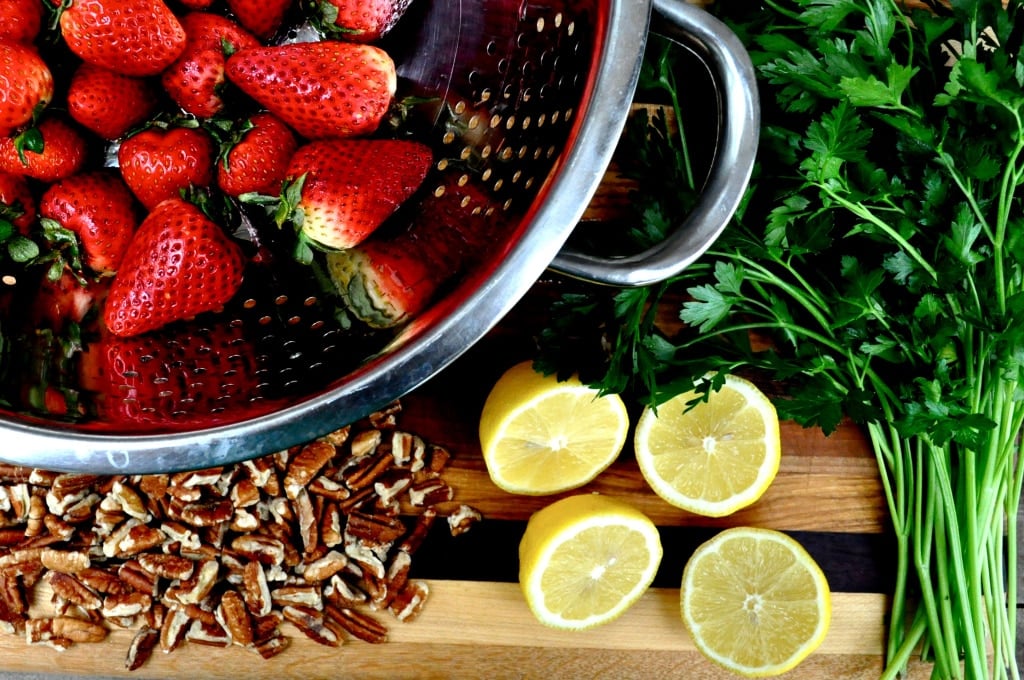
top-left (0, 276), bottom-right (938, 679)
top-left (0, 101), bottom-right (963, 677)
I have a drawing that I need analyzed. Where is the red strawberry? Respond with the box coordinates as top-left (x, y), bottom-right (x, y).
top-left (59, 0), bottom-right (187, 77)
top-left (118, 125), bottom-right (215, 210)
top-left (0, 171), bottom-right (35, 234)
top-left (311, 0), bottom-right (411, 42)
top-left (31, 269), bottom-right (107, 331)
top-left (0, 0), bottom-right (44, 44)
top-left (217, 112), bottom-right (297, 197)
top-left (103, 197), bottom-right (246, 337)
top-left (40, 171), bottom-right (140, 276)
top-left (0, 116), bottom-right (88, 182)
top-left (0, 42), bottom-right (53, 136)
top-left (325, 177), bottom-right (499, 328)
top-left (80, 320), bottom-right (265, 428)
top-left (282, 139), bottom-right (432, 250)
top-left (225, 41), bottom-right (396, 140)
top-left (67, 63), bottom-right (159, 141)
top-left (224, 0), bottom-right (293, 40)
top-left (162, 12), bottom-right (260, 119)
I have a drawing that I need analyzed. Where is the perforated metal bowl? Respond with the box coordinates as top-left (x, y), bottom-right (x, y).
top-left (0, 0), bottom-right (757, 473)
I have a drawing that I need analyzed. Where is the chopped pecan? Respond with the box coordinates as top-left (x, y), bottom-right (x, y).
top-left (343, 449), bottom-right (394, 492)
top-left (281, 605), bottom-right (340, 647)
top-left (324, 573), bottom-right (367, 608)
top-left (117, 560), bottom-right (158, 596)
top-left (25, 493), bottom-right (46, 538)
top-left (388, 580), bottom-right (430, 623)
top-left (231, 534), bottom-right (286, 567)
top-left (255, 633), bottom-right (289, 659)
top-left (426, 444), bottom-right (452, 473)
top-left (319, 502), bottom-right (342, 548)
top-left (167, 559), bottom-right (218, 606)
top-left (110, 481), bottom-right (151, 522)
top-left (292, 488), bottom-right (318, 556)
top-left (137, 553), bottom-right (194, 581)
top-left (172, 467), bottom-right (223, 489)
top-left (241, 561), bottom-right (271, 618)
top-left (230, 478), bottom-right (260, 508)
top-left (0, 464), bottom-right (33, 483)
top-left (47, 572), bottom-right (101, 610)
top-left (102, 590), bottom-right (152, 619)
top-left (302, 550), bottom-right (348, 583)
top-left (28, 616), bottom-right (108, 643)
top-left (178, 499), bottom-right (234, 527)
top-left (117, 523), bottom-right (166, 556)
top-left (125, 627), bottom-right (159, 671)
top-left (324, 604), bottom-right (388, 644)
top-left (251, 610), bottom-right (283, 645)
top-left (42, 515), bottom-right (74, 541)
top-left (447, 504), bottom-right (483, 536)
top-left (347, 429), bottom-right (382, 459)
top-left (216, 589), bottom-right (253, 647)
top-left (398, 508), bottom-right (437, 555)
top-left (0, 547), bottom-right (43, 577)
top-left (345, 512), bottom-right (406, 547)
top-left (270, 584), bottom-right (322, 610)
top-left (77, 567), bottom-right (132, 596)
top-left (185, 618), bottom-right (230, 647)
top-left (307, 475), bottom-right (351, 502)
top-left (407, 479), bottom-right (454, 507)
top-left (366, 401), bottom-right (401, 430)
top-left (39, 548), bottom-right (90, 574)
top-left (284, 440), bottom-right (337, 500)
top-left (159, 607), bottom-right (190, 653)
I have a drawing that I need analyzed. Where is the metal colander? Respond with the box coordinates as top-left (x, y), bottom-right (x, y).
top-left (0, 0), bottom-right (757, 473)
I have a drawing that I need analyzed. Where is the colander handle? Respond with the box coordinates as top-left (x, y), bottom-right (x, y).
top-left (549, 0), bottom-right (759, 287)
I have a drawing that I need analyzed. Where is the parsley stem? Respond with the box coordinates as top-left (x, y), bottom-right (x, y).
top-left (815, 185), bottom-right (939, 282)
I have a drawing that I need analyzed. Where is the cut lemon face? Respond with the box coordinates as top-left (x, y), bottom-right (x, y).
top-left (479, 360), bottom-right (629, 495)
top-left (519, 494), bottom-right (663, 630)
top-left (633, 373), bottom-right (780, 516)
top-left (681, 527), bottom-right (831, 677)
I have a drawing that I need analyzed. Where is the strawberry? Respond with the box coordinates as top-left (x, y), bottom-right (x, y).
top-left (31, 269), bottom-right (107, 331)
top-left (310, 0), bottom-right (412, 43)
top-left (177, 0), bottom-right (216, 8)
top-left (224, 0), bottom-right (293, 40)
top-left (66, 63), bottom-right (159, 141)
top-left (103, 197), bottom-right (246, 337)
top-left (118, 125), bottom-right (216, 210)
top-left (80, 320), bottom-right (265, 428)
top-left (325, 177), bottom-right (499, 328)
top-left (162, 12), bottom-right (260, 119)
top-left (59, 0), bottom-right (187, 77)
top-left (225, 41), bottom-right (397, 140)
top-left (0, 42), bottom-right (53, 136)
top-left (39, 171), bottom-right (140, 276)
top-left (0, 116), bottom-right (88, 183)
top-left (0, 0), bottom-right (44, 44)
top-left (281, 139), bottom-right (432, 251)
top-left (217, 112), bottom-right (297, 197)
top-left (0, 171), bottom-right (36, 235)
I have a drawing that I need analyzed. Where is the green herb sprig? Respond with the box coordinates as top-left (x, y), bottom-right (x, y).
top-left (536, 1), bottom-right (1024, 677)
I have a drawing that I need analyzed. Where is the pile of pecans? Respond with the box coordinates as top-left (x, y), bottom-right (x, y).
top-left (0, 401), bottom-right (482, 670)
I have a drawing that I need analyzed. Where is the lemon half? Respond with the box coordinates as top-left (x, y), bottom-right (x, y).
top-left (479, 361), bottom-right (629, 495)
top-left (634, 374), bottom-right (780, 516)
top-left (681, 526), bottom-right (832, 677)
top-left (519, 494), bottom-right (662, 630)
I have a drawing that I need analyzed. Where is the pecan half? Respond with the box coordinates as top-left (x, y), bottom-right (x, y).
top-left (125, 627), bottom-right (159, 671)
top-left (324, 604), bottom-right (388, 644)
top-left (281, 605), bottom-right (340, 647)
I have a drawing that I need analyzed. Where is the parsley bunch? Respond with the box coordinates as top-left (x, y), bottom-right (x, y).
top-left (537, 0), bottom-right (1024, 676)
